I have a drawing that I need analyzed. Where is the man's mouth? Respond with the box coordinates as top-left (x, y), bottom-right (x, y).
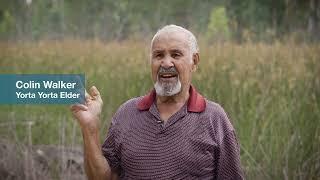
top-left (157, 66), bottom-right (179, 81)
top-left (159, 73), bottom-right (178, 79)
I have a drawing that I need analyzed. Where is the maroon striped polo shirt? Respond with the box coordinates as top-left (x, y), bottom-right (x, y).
top-left (102, 85), bottom-right (244, 179)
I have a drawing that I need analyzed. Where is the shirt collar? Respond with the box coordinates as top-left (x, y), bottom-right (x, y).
top-left (137, 85), bottom-right (206, 112)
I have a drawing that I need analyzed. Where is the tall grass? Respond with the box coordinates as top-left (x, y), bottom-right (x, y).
top-left (0, 39), bottom-right (319, 179)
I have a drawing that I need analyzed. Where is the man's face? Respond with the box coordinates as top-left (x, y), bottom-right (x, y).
top-left (151, 32), bottom-right (196, 96)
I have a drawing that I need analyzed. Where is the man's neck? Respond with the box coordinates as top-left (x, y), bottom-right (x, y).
top-left (155, 86), bottom-right (190, 122)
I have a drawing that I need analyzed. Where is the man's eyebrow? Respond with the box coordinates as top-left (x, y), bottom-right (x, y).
top-left (169, 49), bottom-right (183, 53)
top-left (152, 50), bottom-right (164, 54)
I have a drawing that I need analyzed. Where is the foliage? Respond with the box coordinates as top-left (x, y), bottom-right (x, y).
top-left (0, 0), bottom-right (319, 41)
top-left (0, 10), bottom-right (15, 36)
top-left (206, 6), bottom-right (230, 42)
top-left (0, 0), bottom-right (214, 40)
top-left (226, 0), bottom-right (320, 41)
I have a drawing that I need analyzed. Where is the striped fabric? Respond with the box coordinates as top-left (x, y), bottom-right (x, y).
top-left (102, 86), bottom-right (244, 179)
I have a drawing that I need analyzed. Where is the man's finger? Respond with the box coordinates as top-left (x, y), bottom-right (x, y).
top-left (70, 104), bottom-right (88, 111)
top-left (89, 86), bottom-right (103, 103)
top-left (89, 86), bottom-right (100, 97)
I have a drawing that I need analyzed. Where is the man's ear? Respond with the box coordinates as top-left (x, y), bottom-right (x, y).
top-left (191, 53), bottom-right (200, 72)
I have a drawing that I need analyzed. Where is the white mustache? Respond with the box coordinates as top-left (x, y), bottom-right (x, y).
top-left (158, 66), bottom-right (178, 75)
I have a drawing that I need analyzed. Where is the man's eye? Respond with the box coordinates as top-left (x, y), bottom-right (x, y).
top-left (172, 53), bottom-right (181, 58)
top-left (154, 54), bottom-right (163, 58)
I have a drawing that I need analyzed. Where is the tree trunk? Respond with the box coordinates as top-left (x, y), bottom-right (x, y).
top-left (308, 0), bottom-right (320, 40)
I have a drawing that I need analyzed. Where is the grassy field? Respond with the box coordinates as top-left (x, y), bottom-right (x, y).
top-left (0, 39), bottom-right (319, 179)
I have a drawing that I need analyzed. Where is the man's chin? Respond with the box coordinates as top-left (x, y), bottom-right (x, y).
top-left (154, 81), bottom-right (182, 97)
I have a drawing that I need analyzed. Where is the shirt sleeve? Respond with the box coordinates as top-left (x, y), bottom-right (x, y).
top-left (101, 118), bottom-right (121, 172)
top-left (216, 130), bottom-right (244, 180)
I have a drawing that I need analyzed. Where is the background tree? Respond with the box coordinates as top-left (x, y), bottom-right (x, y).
top-left (0, 0), bottom-right (318, 42)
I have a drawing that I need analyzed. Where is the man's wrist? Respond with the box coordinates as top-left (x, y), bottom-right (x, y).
top-left (80, 119), bottom-right (100, 136)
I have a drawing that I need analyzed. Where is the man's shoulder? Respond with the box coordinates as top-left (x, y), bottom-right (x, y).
top-left (117, 96), bottom-right (141, 112)
top-left (111, 96), bottom-right (143, 123)
top-left (202, 99), bottom-right (235, 136)
top-left (204, 99), bottom-right (227, 117)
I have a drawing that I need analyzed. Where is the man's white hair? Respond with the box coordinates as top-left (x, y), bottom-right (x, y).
top-left (151, 24), bottom-right (199, 55)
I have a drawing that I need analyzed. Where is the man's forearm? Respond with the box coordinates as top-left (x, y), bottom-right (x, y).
top-left (82, 128), bottom-right (111, 180)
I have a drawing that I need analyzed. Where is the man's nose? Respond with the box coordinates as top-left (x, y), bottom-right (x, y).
top-left (161, 55), bottom-right (174, 68)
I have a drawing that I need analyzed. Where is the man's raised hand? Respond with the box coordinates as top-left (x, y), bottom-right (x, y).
top-left (70, 86), bottom-right (103, 133)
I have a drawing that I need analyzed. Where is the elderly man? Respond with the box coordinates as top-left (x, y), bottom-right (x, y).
top-left (71, 25), bottom-right (244, 180)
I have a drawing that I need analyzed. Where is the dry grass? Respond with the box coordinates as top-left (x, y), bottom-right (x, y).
top-left (0, 39), bottom-right (319, 179)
